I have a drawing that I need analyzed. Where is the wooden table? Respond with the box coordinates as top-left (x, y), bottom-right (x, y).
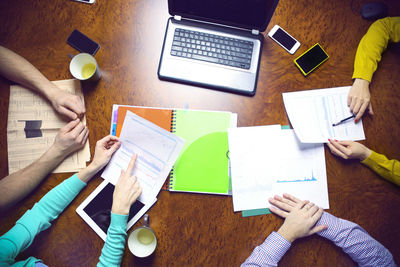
top-left (1, 0), bottom-right (400, 266)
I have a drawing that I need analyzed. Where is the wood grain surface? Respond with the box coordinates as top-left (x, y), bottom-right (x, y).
top-left (1, 0), bottom-right (400, 266)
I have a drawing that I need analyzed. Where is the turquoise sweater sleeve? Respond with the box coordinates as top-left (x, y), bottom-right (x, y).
top-left (0, 174), bottom-right (86, 267)
top-left (97, 213), bottom-right (128, 267)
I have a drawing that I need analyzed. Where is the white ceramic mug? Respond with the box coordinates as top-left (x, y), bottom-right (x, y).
top-left (128, 214), bottom-right (157, 258)
top-left (69, 53), bottom-right (101, 81)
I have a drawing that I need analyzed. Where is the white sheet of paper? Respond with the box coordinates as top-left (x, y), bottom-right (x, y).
top-left (228, 125), bottom-right (282, 211)
top-left (282, 86), bottom-right (365, 143)
top-left (102, 111), bottom-right (185, 205)
top-left (228, 126), bottom-right (329, 211)
top-left (272, 130), bottom-right (329, 209)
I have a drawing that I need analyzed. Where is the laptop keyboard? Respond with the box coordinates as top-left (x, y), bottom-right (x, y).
top-left (171, 28), bottom-right (253, 70)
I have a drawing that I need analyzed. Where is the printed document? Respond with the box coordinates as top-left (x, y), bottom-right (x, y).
top-left (282, 86), bottom-right (365, 143)
top-left (273, 130), bottom-right (329, 209)
top-left (102, 111), bottom-right (185, 205)
top-left (7, 79), bottom-right (90, 174)
top-left (228, 126), bottom-right (329, 211)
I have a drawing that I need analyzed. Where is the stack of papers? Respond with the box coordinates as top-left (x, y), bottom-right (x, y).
top-left (102, 110), bottom-right (185, 205)
top-left (228, 86), bottom-right (366, 214)
top-left (228, 126), bottom-right (329, 212)
top-left (7, 79), bottom-right (90, 174)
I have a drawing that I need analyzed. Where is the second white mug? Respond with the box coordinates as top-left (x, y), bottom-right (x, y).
top-left (128, 214), bottom-right (157, 258)
top-left (69, 53), bottom-right (101, 81)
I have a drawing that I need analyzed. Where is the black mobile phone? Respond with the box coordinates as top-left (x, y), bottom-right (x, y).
top-left (294, 43), bottom-right (329, 76)
top-left (67, 29), bottom-right (100, 55)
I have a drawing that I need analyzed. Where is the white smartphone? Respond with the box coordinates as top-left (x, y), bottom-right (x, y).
top-left (268, 25), bottom-right (300, 54)
top-left (71, 0), bottom-right (95, 4)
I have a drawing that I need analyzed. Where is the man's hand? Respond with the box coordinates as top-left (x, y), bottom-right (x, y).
top-left (53, 119), bottom-right (89, 155)
top-left (112, 154), bottom-right (142, 215)
top-left (327, 139), bottom-right (371, 160)
top-left (50, 88), bottom-right (86, 120)
top-left (90, 135), bottom-right (121, 170)
top-left (269, 193), bottom-right (327, 243)
top-left (348, 78), bottom-right (374, 122)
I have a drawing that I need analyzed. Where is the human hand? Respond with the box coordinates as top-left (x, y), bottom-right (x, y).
top-left (90, 135), bottom-right (121, 170)
top-left (50, 87), bottom-right (86, 120)
top-left (348, 78), bottom-right (374, 122)
top-left (327, 139), bottom-right (371, 161)
top-left (112, 154), bottom-right (142, 215)
top-left (269, 193), bottom-right (327, 243)
top-left (53, 119), bottom-right (89, 155)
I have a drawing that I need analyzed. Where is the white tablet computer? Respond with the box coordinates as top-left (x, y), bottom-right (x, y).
top-left (76, 179), bottom-right (157, 241)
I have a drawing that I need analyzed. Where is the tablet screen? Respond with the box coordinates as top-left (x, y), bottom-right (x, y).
top-left (83, 183), bottom-right (145, 234)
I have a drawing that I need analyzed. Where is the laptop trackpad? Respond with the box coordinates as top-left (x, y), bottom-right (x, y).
top-left (158, 56), bottom-right (257, 95)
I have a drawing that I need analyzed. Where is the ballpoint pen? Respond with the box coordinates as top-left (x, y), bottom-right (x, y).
top-left (332, 114), bottom-right (355, 126)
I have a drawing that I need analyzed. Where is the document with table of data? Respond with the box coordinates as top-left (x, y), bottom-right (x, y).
top-left (102, 111), bottom-right (185, 205)
top-left (282, 86), bottom-right (365, 143)
top-left (7, 79), bottom-right (90, 174)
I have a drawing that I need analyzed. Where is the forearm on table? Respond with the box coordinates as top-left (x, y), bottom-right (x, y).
top-left (97, 213), bottom-right (128, 267)
top-left (77, 163), bottom-right (102, 183)
top-left (0, 174), bottom-right (86, 263)
top-left (361, 150), bottom-right (400, 186)
top-left (0, 45), bottom-right (58, 100)
top-left (0, 144), bottom-right (67, 210)
top-left (316, 212), bottom-right (395, 266)
top-left (241, 231), bottom-right (291, 267)
top-left (353, 17), bottom-right (400, 82)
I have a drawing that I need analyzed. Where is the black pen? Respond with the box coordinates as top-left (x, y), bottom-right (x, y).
top-left (332, 114), bottom-right (355, 126)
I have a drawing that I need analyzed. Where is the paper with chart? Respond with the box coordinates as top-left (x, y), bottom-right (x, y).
top-left (102, 111), bottom-right (185, 205)
top-left (272, 130), bottom-right (329, 209)
top-left (228, 125), bottom-right (282, 211)
top-left (282, 86), bottom-right (365, 143)
top-left (7, 79), bottom-right (90, 174)
top-left (228, 126), bottom-right (329, 212)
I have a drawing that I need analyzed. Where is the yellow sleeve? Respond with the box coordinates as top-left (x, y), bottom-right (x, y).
top-left (352, 17), bottom-right (400, 82)
top-left (361, 150), bottom-right (400, 186)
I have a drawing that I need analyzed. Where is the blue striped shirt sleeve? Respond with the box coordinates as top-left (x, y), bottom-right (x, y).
top-left (316, 212), bottom-right (395, 267)
top-left (241, 211), bottom-right (395, 267)
top-left (241, 231), bottom-right (291, 267)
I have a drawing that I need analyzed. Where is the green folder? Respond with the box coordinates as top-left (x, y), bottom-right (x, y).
top-left (169, 110), bottom-right (233, 194)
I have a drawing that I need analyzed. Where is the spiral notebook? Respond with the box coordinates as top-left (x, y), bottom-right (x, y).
top-left (110, 105), bottom-right (237, 195)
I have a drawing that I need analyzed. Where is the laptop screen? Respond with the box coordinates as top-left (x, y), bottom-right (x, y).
top-left (169, 0), bottom-right (279, 31)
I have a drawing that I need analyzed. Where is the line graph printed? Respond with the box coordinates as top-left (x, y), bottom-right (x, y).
top-left (276, 170), bottom-right (317, 183)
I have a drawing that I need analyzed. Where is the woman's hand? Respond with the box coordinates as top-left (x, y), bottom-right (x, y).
top-left (327, 139), bottom-right (371, 161)
top-left (90, 135), bottom-right (121, 170)
top-left (112, 154), bottom-right (142, 215)
top-left (77, 135), bottom-right (120, 183)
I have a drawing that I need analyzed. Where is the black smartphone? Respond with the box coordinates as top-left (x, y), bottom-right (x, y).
top-left (67, 29), bottom-right (100, 55)
top-left (294, 43), bottom-right (329, 76)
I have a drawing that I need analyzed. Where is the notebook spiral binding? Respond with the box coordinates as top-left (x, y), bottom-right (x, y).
top-left (170, 110), bottom-right (176, 133)
top-left (168, 110), bottom-right (177, 189)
